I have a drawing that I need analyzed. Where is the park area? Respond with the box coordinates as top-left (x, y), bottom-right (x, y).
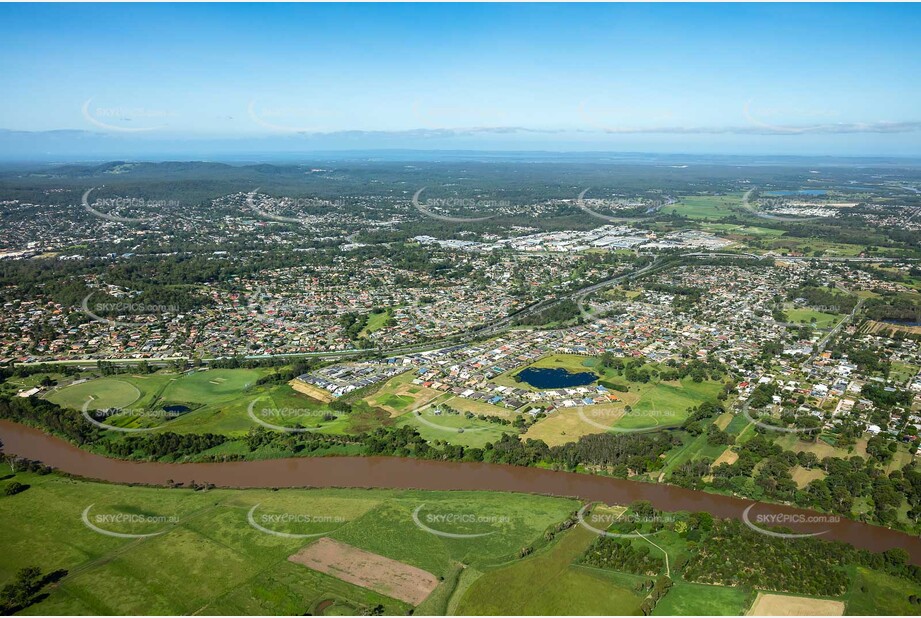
top-left (42, 367), bottom-right (350, 435)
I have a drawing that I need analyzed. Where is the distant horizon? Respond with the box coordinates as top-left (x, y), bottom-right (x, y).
top-left (4, 147), bottom-right (921, 168)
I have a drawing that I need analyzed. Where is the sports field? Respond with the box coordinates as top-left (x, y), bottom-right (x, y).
top-left (46, 377), bottom-right (142, 410)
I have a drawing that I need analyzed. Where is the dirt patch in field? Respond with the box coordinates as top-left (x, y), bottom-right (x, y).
top-left (372, 383), bottom-right (443, 417)
top-left (791, 465), bottom-right (827, 488)
top-left (715, 412), bottom-right (733, 431)
top-left (747, 592), bottom-right (844, 616)
top-left (290, 379), bottom-right (334, 403)
top-left (523, 404), bottom-right (626, 447)
top-left (445, 396), bottom-right (517, 419)
top-left (289, 537), bottom-right (438, 605)
top-left (713, 448), bottom-right (739, 467)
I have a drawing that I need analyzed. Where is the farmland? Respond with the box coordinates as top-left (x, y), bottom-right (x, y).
top-left (2, 463), bottom-right (919, 615)
top-left (0, 464), bottom-right (579, 615)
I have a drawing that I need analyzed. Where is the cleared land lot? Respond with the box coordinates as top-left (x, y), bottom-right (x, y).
top-left (747, 592), bottom-right (844, 616)
top-left (290, 379), bottom-right (334, 403)
top-left (289, 537), bottom-right (439, 606)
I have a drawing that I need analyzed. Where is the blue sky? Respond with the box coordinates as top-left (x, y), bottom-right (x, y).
top-left (1, 3), bottom-right (919, 156)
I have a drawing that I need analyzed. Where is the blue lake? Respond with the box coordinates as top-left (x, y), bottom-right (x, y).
top-left (163, 405), bottom-right (191, 414)
top-left (518, 367), bottom-right (598, 389)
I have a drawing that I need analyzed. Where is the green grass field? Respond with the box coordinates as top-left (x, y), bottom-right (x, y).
top-left (359, 309), bottom-right (391, 338)
top-left (785, 307), bottom-right (842, 328)
top-left (396, 407), bottom-right (515, 447)
top-left (0, 465), bottom-right (579, 615)
top-left (668, 194), bottom-right (743, 220)
top-left (46, 377), bottom-right (142, 410)
top-left (890, 361), bottom-right (920, 386)
top-left (699, 222), bottom-right (787, 237)
top-left (614, 379), bottom-right (722, 432)
top-left (455, 524), bottom-right (645, 615)
top-left (652, 582), bottom-right (751, 616)
top-left (158, 368), bottom-right (263, 404)
top-left (3, 463), bottom-right (919, 615)
top-left (843, 566), bottom-right (920, 616)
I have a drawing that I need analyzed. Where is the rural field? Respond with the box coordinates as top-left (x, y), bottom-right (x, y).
top-left (0, 464), bottom-right (580, 615)
top-left (2, 463), bottom-right (920, 615)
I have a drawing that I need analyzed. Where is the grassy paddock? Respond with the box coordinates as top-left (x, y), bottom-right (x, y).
top-left (0, 465), bottom-right (579, 615)
top-left (456, 524), bottom-right (645, 615)
top-left (652, 582), bottom-right (752, 616)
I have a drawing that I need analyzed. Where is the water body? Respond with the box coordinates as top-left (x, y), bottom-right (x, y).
top-left (518, 367), bottom-right (597, 389)
top-left (1, 420), bottom-right (918, 564)
top-left (162, 405), bottom-right (191, 414)
top-left (764, 190), bottom-right (828, 196)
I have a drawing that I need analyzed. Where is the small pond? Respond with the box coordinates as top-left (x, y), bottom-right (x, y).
top-left (517, 367), bottom-right (598, 389)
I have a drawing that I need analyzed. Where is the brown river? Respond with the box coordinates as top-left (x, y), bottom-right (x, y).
top-left (1, 420), bottom-right (919, 564)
